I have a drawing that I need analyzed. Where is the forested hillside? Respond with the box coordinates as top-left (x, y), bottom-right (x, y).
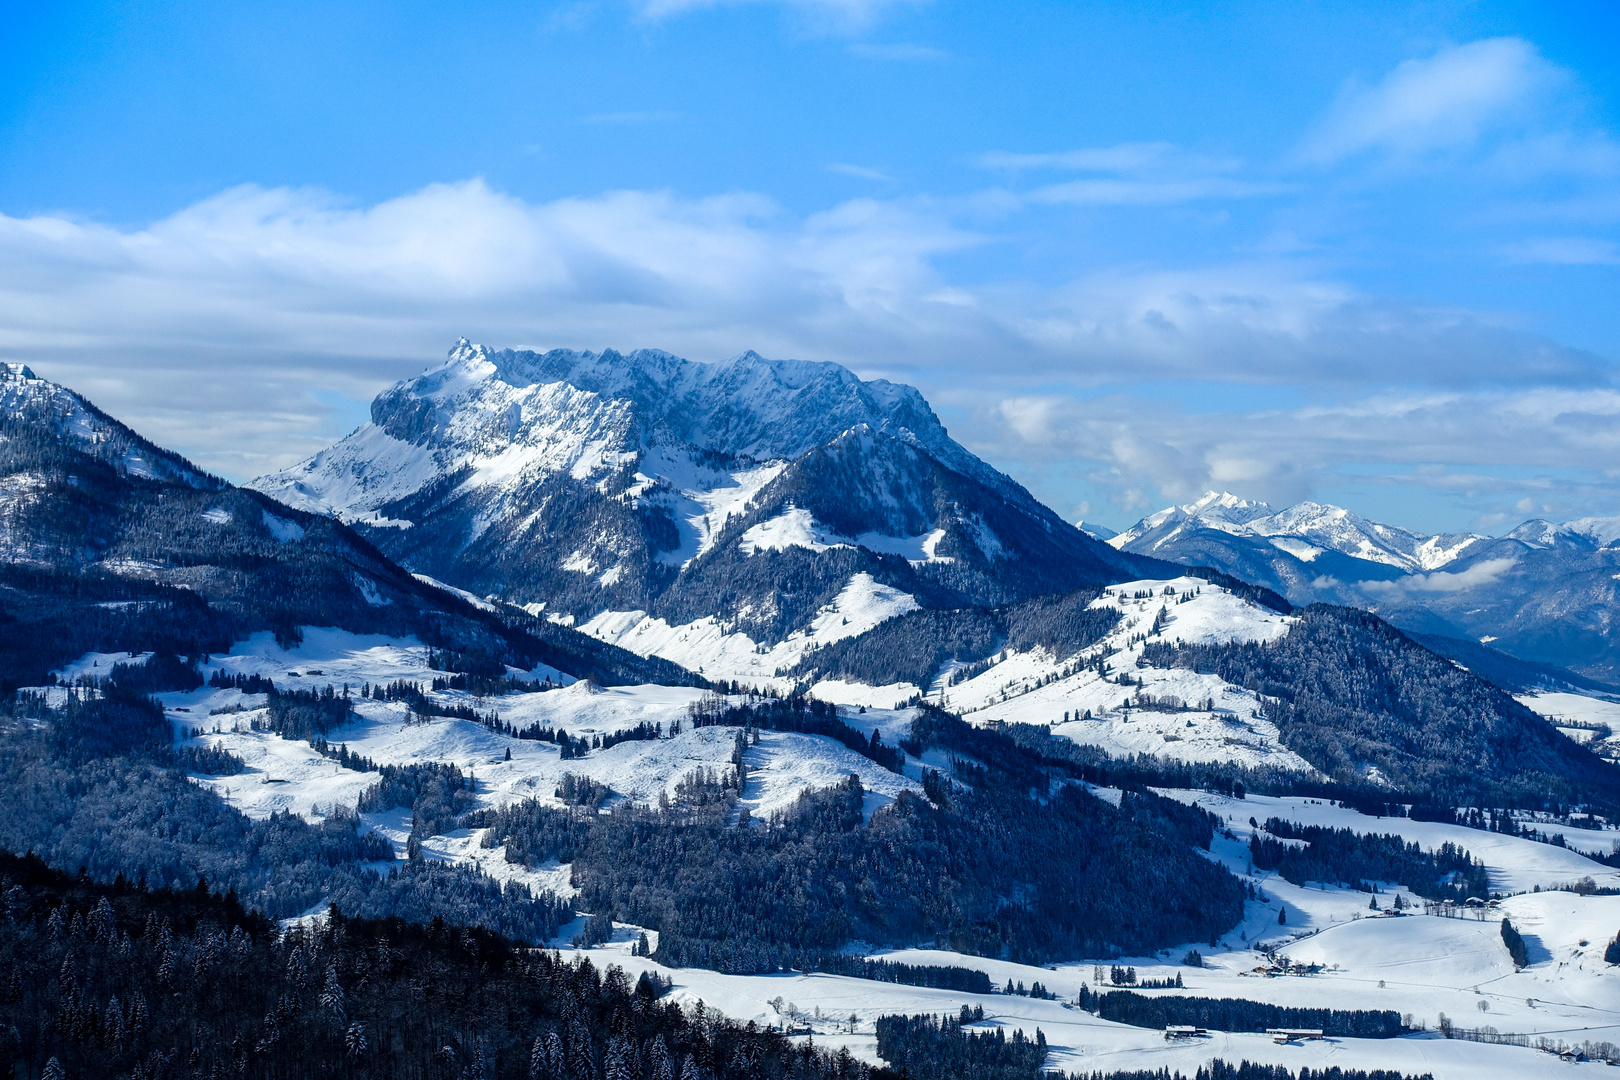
top-left (0, 683), bottom-right (575, 940)
top-left (0, 370), bottom-right (700, 692)
top-left (471, 709), bottom-right (1247, 969)
top-left (1140, 606), bottom-right (1620, 811)
top-left (0, 850), bottom-right (868, 1080)
top-left (788, 586), bottom-right (1121, 688)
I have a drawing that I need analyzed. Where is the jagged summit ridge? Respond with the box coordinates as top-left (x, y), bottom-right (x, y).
top-left (257, 339), bottom-right (1004, 518)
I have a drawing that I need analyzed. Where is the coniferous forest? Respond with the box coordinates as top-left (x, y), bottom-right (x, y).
top-left (467, 707), bottom-right (1246, 970)
top-left (0, 851), bottom-right (868, 1080)
top-left (1138, 606), bottom-right (1620, 813)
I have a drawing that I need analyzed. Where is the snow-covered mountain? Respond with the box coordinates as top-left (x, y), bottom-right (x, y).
top-left (1111, 491), bottom-right (1488, 573)
top-left (252, 340), bottom-right (1148, 652)
top-left (1, 361), bottom-right (221, 492)
top-left (1110, 491), bottom-right (1620, 684)
top-left (0, 362), bottom-right (700, 691)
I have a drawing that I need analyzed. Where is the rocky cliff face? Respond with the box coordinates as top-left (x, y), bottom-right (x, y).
top-left (252, 341), bottom-right (1147, 643)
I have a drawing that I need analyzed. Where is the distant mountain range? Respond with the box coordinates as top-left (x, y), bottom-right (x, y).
top-left (1103, 491), bottom-right (1620, 684)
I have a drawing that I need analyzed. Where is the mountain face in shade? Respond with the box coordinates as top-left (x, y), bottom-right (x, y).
top-left (1110, 490), bottom-right (1620, 684)
top-left (0, 362), bottom-right (699, 690)
top-left (252, 341), bottom-right (1150, 644)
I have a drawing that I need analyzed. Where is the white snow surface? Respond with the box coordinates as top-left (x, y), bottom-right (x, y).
top-left (736, 505), bottom-right (948, 564)
top-left (43, 620), bottom-right (1620, 1076)
top-left (50, 624), bottom-right (920, 853)
top-left (537, 786), bottom-right (1620, 1080)
top-left (1517, 690), bottom-right (1620, 770)
top-left (581, 571), bottom-right (920, 689)
top-left (932, 576), bottom-right (1314, 773)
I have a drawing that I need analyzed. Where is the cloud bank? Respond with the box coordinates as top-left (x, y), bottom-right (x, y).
top-left (0, 35), bottom-right (1615, 529)
top-left (1, 177), bottom-right (1607, 489)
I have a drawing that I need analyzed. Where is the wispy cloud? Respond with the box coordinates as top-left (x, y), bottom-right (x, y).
top-left (971, 382), bottom-right (1620, 518)
top-left (826, 162), bottom-right (894, 182)
top-left (1298, 37), bottom-right (1555, 164)
top-left (976, 143), bottom-right (1237, 175)
top-left (846, 42), bottom-right (945, 60)
top-left (1360, 557), bottom-right (1519, 597)
top-left (635, 0), bottom-right (922, 33)
top-left (974, 141), bottom-right (1286, 207)
top-left (1501, 236), bottom-right (1619, 265)
top-left (1026, 176), bottom-right (1291, 206)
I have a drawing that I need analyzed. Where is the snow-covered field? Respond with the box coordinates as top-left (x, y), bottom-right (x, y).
top-left (540, 784), bottom-right (1620, 1079)
top-left (581, 571), bottom-right (921, 699)
top-left (49, 625), bottom-right (923, 852)
top-left (931, 576), bottom-right (1314, 773)
top-left (41, 618), bottom-right (1620, 1078)
top-left (579, 572), bottom-right (1309, 739)
top-left (1520, 690), bottom-right (1620, 761)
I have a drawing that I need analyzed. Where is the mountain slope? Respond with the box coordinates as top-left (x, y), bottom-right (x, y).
top-left (251, 341), bottom-right (1149, 647)
top-left (0, 363), bottom-right (698, 690)
top-left (1140, 604), bottom-right (1620, 812)
top-left (1110, 491), bottom-right (1620, 684)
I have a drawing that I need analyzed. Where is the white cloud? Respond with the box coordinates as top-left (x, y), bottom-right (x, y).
top-left (0, 178), bottom-right (1609, 497)
top-left (976, 143), bottom-right (1237, 175)
top-left (1026, 176), bottom-right (1290, 206)
top-left (636, 0), bottom-right (919, 31)
top-left (969, 384), bottom-right (1620, 516)
top-left (1299, 38), bottom-right (1554, 163)
top-left (973, 142), bottom-right (1286, 206)
top-left (1359, 557), bottom-right (1519, 597)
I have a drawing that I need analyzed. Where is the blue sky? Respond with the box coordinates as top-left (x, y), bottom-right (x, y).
top-left (2, 0), bottom-right (1618, 533)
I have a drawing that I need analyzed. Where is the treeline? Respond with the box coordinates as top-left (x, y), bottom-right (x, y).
top-left (1083, 990), bottom-right (1405, 1038)
top-left (1138, 606), bottom-right (1620, 814)
top-left (207, 668), bottom-right (275, 694)
top-left (365, 678), bottom-right (493, 724)
top-left (805, 956), bottom-right (992, 993)
top-left (871, 1007), bottom-right (1429, 1080)
top-left (1250, 819), bottom-right (1490, 901)
top-left (0, 849), bottom-right (865, 1080)
top-left (1061, 1063), bottom-right (1430, 1080)
top-left (0, 565), bottom-right (237, 697)
top-left (261, 684), bottom-right (355, 741)
top-left (1001, 721), bottom-right (1426, 810)
top-left (687, 692), bottom-right (905, 774)
top-left (789, 585), bottom-right (1121, 690)
top-left (873, 1013), bottom-right (1047, 1080)
top-left (355, 761), bottom-right (475, 844)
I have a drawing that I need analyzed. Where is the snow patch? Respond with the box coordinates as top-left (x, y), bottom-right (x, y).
top-left (582, 572), bottom-right (919, 689)
top-left (261, 509), bottom-right (305, 542)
